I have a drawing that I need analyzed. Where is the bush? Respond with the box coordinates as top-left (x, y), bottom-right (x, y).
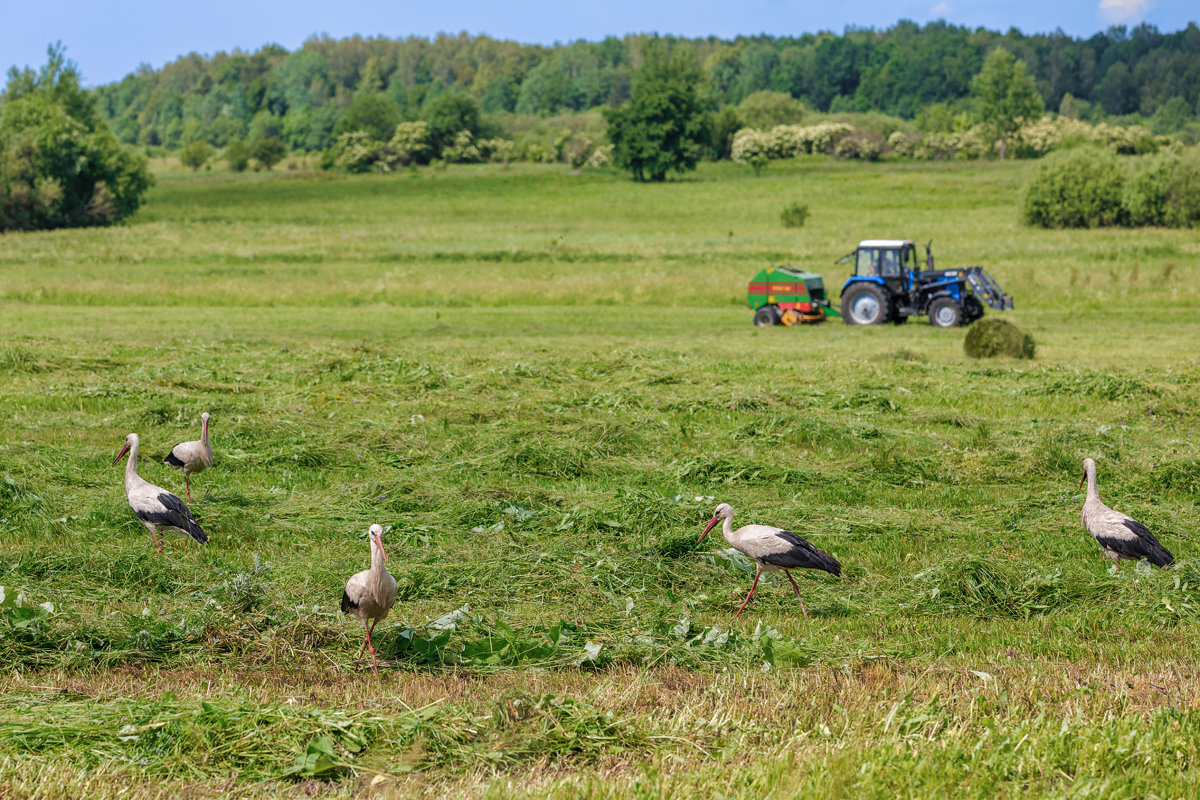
top-left (1021, 147), bottom-right (1124, 228)
top-left (251, 137), bottom-right (287, 171)
top-left (224, 140), bottom-right (250, 172)
top-left (964, 318), bottom-right (1035, 359)
top-left (422, 91), bottom-right (485, 158)
top-left (388, 121), bottom-right (433, 166)
top-left (780, 202), bottom-right (809, 228)
top-left (1123, 151), bottom-right (1178, 226)
top-left (737, 90), bottom-right (806, 129)
top-left (179, 140), bottom-right (212, 171)
top-left (333, 93), bottom-right (400, 143)
top-left (1164, 147), bottom-right (1200, 227)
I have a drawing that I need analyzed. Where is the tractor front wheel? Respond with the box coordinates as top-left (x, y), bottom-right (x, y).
top-left (842, 285), bottom-right (890, 325)
top-left (754, 305), bottom-right (781, 327)
top-left (929, 296), bottom-right (963, 328)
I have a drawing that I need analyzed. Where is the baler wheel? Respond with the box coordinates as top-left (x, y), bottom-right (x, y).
top-left (754, 305), bottom-right (781, 326)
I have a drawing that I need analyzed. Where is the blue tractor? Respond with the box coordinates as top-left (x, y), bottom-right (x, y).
top-left (838, 239), bottom-right (1013, 327)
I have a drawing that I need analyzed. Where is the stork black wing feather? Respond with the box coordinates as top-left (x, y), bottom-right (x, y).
top-left (760, 530), bottom-right (842, 576)
top-left (340, 590), bottom-right (358, 614)
top-left (163, 450), bottom-right (186, 469)
top-left (137, 493), bottom-right (208, 544)
top-left (1121, 519), bottom-right (1174, 566)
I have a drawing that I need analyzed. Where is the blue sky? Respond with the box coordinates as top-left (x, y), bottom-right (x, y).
top-left (2, 0), bottom-right (1195, 86)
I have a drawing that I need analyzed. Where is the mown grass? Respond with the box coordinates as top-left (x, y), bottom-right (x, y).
top-left (1, 158), bottom-right (1199, 797)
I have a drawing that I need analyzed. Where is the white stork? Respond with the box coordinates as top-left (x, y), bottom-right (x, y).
top-left (1080, 457), bottom-right (1173, 569)
top-left (340, 524), bottom-right (398, 675)
top-left (113, 433), bottom-right (208, 554)
top-left (163, 411), bottom-right (213, 503)
top-left (700, 503), bottom-right (841, 619)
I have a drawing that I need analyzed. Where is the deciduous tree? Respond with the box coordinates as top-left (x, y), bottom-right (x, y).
top-left (604, 40), bottom-right (709, 182)
top-left (179, 140), bottom-right (213, 171)
top-left (971, 47), bottom-right (1044, 157)
top-left (0, 44), bottom-right (151, 232)
top-left (251, 136), bottom-right (287, 170)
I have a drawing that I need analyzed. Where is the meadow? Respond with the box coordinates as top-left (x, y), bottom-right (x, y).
top-left (1, 156), bottom-right (1199, 799)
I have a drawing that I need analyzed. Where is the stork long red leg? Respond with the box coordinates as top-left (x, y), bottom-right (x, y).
top-left (734, 571), bottom-right (761, 618)
top-left (363, 620), bottom-right (379, 676)
top-left (151, 529), bottom-right (161, 554)
top-left (785, 571), bottom-right (810, 620)
top-left (357, 620), bottom-right (378, 660)
top-left (185, 474), bottom-right (190, 503)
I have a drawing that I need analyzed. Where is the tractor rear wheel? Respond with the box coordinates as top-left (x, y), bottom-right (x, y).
top-left (842, 284), bottom-right (890, 325)
top-left (929, 296), bottom-right (963, 327)
top-left (754, 305), bottom-right (780, 326)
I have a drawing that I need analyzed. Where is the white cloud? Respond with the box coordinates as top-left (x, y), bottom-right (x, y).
top-left (930, 1), bottom-right (951, 16)
top-left (1097, 0), bottom-right (1154, 24)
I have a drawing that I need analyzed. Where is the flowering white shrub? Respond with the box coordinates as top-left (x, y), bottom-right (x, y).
top-left (584, 143), bottom-right (614, 169)
top-left (730, 128), bottom-right (771, 164)
top-left (478, 138), bottom-right (515, 163)
top-left (1003, 117), bottom-right (1162, 158)
top-left (334, 131), bottom-right (388, 173)
top-left (888, 131), bottom-right (919, 157)
top-left (387, 121), bottom-right (432, 164)
top-left (443, 130), bottom-right (482, 163)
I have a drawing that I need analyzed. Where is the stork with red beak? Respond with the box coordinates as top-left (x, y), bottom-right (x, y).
top-left (700, 503), bottom-right (840, 618)
top-left (113, 433), bottom-right (208, 553)
top-left (340, 524), bottom-right (398, 675)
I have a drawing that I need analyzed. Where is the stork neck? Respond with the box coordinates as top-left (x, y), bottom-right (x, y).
top-left (125, 438), bottom-right (140, 486)
top-left (1085, 468), bottom-right (1099, 502)
top-left (369, 538), bottom-right (385, 576)
top-left (201, 417), bottom-right (209, 446)
top-left (721, 515), bottom-right (737, 546)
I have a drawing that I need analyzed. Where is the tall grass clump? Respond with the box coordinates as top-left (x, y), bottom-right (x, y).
top-left (779, 202), bottom-right (809, 228)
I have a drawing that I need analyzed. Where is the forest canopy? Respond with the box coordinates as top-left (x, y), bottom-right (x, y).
top-left (91, 22), bottom-right (1200, 153)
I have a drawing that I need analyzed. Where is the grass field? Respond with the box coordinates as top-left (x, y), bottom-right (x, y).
top-left (2, 157), bottom-right (1199, 798)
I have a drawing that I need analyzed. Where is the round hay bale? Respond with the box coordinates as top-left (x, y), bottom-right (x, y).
top-left (963, 317), bottom-right (1035, 359)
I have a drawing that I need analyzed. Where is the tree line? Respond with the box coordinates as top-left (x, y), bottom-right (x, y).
top-left (92, 22), bottom-right (1200, 153)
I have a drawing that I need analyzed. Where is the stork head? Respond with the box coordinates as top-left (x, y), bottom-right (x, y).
top-left (1080, 457), bottom-right (1096, 489)
top-left (112, 433), bottom-right (138, 465)
top-left (201, 411), bottom-right (210, 424)
top-left (699, 503), bottom-right (733, 542)
top-left (369, 523), bottom-right (386, 562)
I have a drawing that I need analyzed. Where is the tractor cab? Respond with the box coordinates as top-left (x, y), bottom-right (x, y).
top-left (845, 240), bottom-right (924, 297)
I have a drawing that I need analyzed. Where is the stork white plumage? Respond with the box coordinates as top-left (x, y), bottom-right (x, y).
top-left (1080, 457), bottom-right (1173, 570)
top-left (164, 411), bottom-right (212, 503)
top-left (700, 503), bottom-right (841, 619)
top-left (340, 524), bottom-right (398, 675)
top-left (113, 433), bottom-right (208, 554)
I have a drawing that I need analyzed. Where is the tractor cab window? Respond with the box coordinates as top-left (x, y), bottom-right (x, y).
top-left (856, 248), bottom-right (878, 276)
top-left (902, 245), bottom-right (919, 273)
top-left (879, 249), bottom-right (901, 277)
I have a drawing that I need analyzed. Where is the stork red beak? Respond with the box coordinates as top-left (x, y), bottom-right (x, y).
top-left (374, 535), bottom-right (387, 562)
top-left (112, 443), bottom-right (130, 465)
top-left (699, 516), bottom-right (719, 542)
top-left (1079, 473), bottom-right (1086, 489)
